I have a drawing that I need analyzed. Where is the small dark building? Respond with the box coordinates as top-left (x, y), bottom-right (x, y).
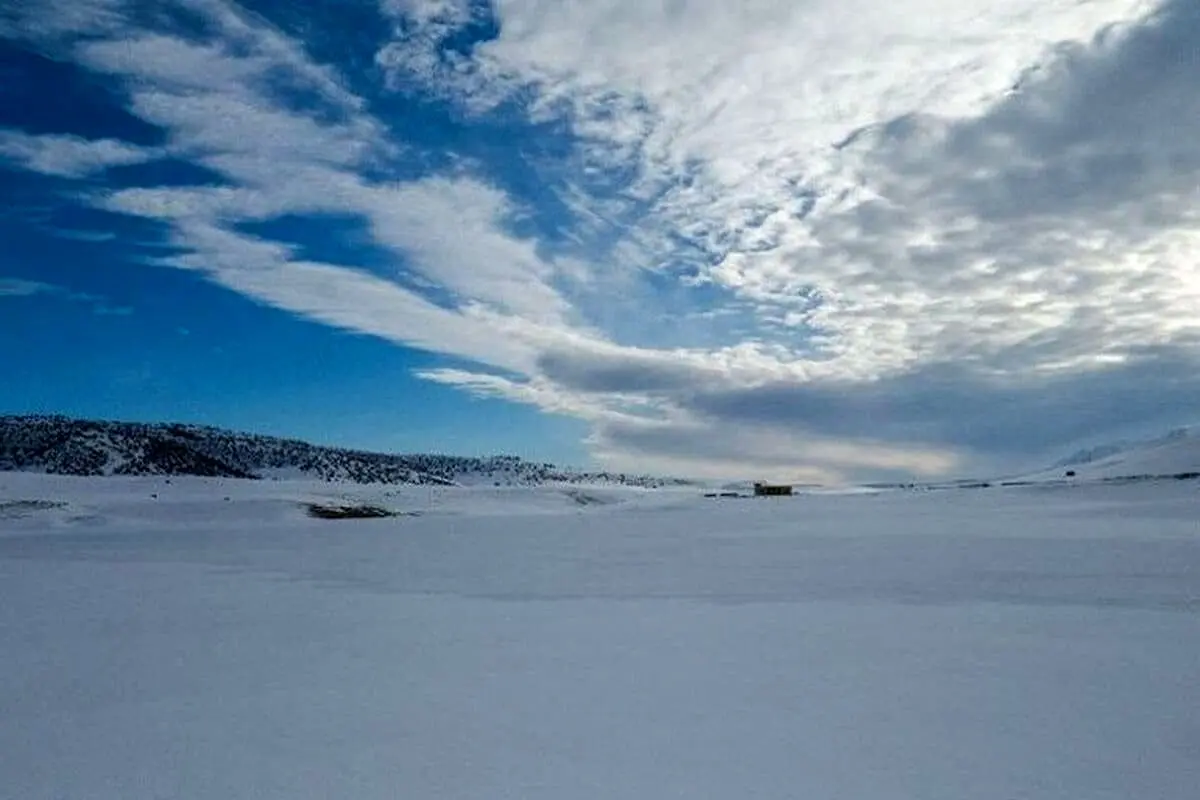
top-left (753, 482), bottom-right (793, 497)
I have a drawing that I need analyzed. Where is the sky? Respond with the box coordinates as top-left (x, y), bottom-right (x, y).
top-left (1, 0), bottom-right (1197, 482)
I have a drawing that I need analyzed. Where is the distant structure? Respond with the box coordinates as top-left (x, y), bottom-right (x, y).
top-left (753, 482), bottom-right (793, 497)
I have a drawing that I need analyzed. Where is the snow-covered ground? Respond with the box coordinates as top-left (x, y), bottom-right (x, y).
top-left (2, 473), bottom-right (1198, 799)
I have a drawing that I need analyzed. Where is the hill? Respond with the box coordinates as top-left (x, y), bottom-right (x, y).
top-left (1023, 427), bottom-right (1200, 483)
top-left (0, 415), bottom-right (687, 488)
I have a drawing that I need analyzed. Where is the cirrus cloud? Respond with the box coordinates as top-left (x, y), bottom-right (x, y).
top-left (0, 129), bottom-right (160, 177)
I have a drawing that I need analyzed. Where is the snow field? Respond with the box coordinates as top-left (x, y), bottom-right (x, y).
top-left (1, 474), bottom-right (1198, 799)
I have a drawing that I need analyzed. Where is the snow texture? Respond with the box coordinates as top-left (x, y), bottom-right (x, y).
top-left (1, 471), bottom-right (1199, 799)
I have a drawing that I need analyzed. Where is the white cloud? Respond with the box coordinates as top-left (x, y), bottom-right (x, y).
top-left (367, 0), bottom-right (1200, 475)
top-left (376, 0), bottom-right (483, 90)
top-left (0, 276), bottom-right (131, 315)
top-left (177, 0), bottom-right (369, 116)
top-left (391, 0), bottom-right (1164, 375)
top-left (416, 367), bottom-right (631, 422)
top-left (589, 415), bottom-right (959, 484)
top-left (208, 251), bottom-right (538, 374)
top-left (0, 129), bottom-right (159, 177)
top-left (418, 364), bottom-right (960, 482)
top-left (0, 0), bottom-right (125, 41)
top-left (0, 278), bottom-right (55, 297)
top-left (360, 178), bottom-right (571, 321)
top-left (29, 0), bottom-right (574, 372)
top-left (47, 228), bottom-right (118, 243)
top-left (76, 34), bottom-right (384, 171)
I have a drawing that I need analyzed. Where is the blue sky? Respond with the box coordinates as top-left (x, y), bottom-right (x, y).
top-left (2, 0), bottom-right (1197, 482)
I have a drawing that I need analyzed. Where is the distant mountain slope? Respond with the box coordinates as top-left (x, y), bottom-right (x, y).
top-left (0, 416), bottom-right (687, 488)
top-left (1029, 428), bottom-right (1200, 482)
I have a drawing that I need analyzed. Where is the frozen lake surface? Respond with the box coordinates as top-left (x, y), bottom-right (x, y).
top-left (2, 474), bottom-right (1198, 799)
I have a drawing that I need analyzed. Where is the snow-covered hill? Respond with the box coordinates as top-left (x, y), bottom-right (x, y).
top-left (0, 415), bottom-right (688, 488)
top-left (1027, 428), bottom-right (1200, 483)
